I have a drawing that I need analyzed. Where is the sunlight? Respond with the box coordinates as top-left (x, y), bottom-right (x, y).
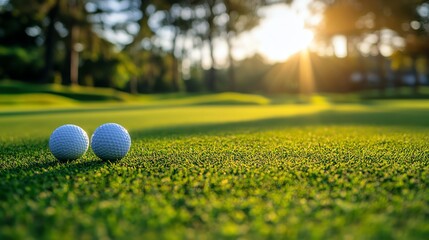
top-left (299, 49), bottom-right (316, 95)
top-left (253, 4), bottom-right (314, 63)
top-left (332, 36), bottom-right (347, 58)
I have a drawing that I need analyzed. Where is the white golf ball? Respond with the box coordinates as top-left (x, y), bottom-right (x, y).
top-left (49, 124), bottom-right (89, 161)
top-left (91, 123), bottom-right (131, 161)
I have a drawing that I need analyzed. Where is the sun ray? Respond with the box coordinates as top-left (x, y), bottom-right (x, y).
top-left (298, 49), bottom-right (316, 95)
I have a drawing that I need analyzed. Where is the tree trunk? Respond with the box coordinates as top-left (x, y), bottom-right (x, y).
top-left (226, 34), bottom-right (235, 91)
top-left (377, 53), bottom-right (387, 94)
top-left (427, 55), bottom-right (429, 89)
top-left (345, 35), bottom-right (351, 57)
top-left (359, 55), bottom-right (369, 90)
top-left (130, 77), bottom-right (138, 94)
top-left (411, 56), bottom-right (420, 94)
top-left (42, 0), bottom-right (60, 83)
top-left (195, 39), bottom-right (204, 82)
top-left (206, 0), bottom-right (216, 92)
top-left (377, 30), bottom-right (387, 95)
top-left (171, 29), bottom-right (180, 91)
top-left (393, 68), bottom-right (403, 94)
top-left (70, 26), bottom-right (80, 86)
top-left (207, 34), bottom-right (216, 92)
top-left (63, 42), bottom-right (72, 85)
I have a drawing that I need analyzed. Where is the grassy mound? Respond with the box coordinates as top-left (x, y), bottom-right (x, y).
top-left (138, 92), bottom-right (270, 106)
top-left (0, 80), bottom-right (133, 102)
top-left (0, 93), bottom-right (77, 106)
top-left (0, 81), bottom-right (272, 107)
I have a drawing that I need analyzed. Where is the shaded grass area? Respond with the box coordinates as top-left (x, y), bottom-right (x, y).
top-left (1, 100), bottom-right (429, 239)
top-left (0, 80), bottom-right (270, 107)
top-left (362, 87), bottom-right (429, 100)
top-left (0, 80), bottom-right (131, 102)
top-left (0, 93), bottom-right (78, 106)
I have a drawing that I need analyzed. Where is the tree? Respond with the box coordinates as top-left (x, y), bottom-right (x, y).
top-left (314, 0), bottom-right (429, 93)
top-left (0, 0), bottom-right (53, 80)
top-left (41, 0), bottom-right (60, 83)
top-left (157, 0), bottom-right (192, 91)
top-left (223, 0), bottom-right (260, 91)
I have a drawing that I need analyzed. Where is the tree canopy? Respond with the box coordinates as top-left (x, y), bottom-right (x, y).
top-left (1, 0), bottom-right (429, 94)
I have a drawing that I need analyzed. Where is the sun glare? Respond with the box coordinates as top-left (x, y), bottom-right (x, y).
top-left (253, 5), bottom-right (314, 63)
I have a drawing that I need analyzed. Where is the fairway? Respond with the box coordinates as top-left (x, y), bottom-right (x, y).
top-left (1, 99), bottom-right (429, 239)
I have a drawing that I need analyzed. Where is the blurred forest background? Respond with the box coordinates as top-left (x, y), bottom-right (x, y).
top-left (1, 0), bottom-right (429, 95)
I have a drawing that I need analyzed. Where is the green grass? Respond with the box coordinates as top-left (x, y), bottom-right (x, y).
top-left (0, 93), bottom-right (78, 106)
top-left (0, 80), bottom-right (133, 102)
top-left (0, 80), bottom-right (273, 111)
top-left (1, 97), bottom-right (429, 239)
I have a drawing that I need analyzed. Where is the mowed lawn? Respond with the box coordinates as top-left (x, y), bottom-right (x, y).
top-left (1, 98), bottom-right (429, 239)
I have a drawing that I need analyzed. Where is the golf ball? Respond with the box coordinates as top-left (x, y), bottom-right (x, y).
top-left (49, 124), bottom-right (89, 161)
top-left (91, 123), bottom-right (131, 161)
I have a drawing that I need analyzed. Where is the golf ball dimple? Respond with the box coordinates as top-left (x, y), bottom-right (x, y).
top-left (91, 123), bottom-right (131, 161)
top-left (49, 124), bottom-right (89, 161)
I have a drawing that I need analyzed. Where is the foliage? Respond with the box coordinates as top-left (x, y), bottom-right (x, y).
top-left (0, 46), bottom-right (43, 80)
top-left (0, 0), bottom-right (270, 93)
top-left (314, 0), bottom-right (429, 93)
top-left (1, 0), bottom-right (429, 94)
